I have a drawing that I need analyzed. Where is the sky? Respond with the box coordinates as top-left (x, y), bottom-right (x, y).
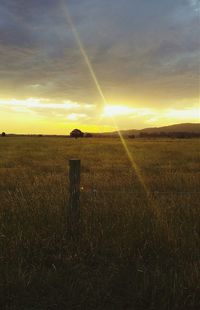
top-left (0, 0), bottom-right (199, 134)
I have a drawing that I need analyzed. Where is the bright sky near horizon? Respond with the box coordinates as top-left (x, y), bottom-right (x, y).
top-left (0, 0), bottom-right (199, 134)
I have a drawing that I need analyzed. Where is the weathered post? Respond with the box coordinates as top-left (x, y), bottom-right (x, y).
top-left (68, 159), bottom-right (81, 232)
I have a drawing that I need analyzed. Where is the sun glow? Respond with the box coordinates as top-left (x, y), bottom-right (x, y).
top-left (165, 107), bottom-right (200, 120)
top-left (103, 105), bottom-right (157, 119)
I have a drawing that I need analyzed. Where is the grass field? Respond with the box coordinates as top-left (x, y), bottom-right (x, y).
top-left (0, 137), bottom-right (199, 310)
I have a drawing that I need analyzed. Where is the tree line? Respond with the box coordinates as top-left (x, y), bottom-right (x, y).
top-left (138, 131), bottom-right (200, 139)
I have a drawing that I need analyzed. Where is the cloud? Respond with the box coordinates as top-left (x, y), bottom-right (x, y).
top-left (0, 97), bottom-right (199, 132)
top-left (0, 97), bottom-right (97, 125)
top-left (67, 113), bottom-right (88, 121)
top-left (0, 0), bottom-right (199, 117)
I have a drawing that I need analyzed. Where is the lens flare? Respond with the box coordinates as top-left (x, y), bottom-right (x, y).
top-left (60, 0), bottom-right (151, 201)
top-left (60, 1), bottom-right (106, 106)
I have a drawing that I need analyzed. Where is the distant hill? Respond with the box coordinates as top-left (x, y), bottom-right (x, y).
top-left (93, 123), bottom-right (200, 137)
top-left (140, 123), bottom-right (200, 134)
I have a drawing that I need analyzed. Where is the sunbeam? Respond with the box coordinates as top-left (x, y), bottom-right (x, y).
top-left (60, 0), bottom-right (151, 200)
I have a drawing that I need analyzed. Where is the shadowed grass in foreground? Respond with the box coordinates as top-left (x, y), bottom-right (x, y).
top-left (0, 137), bottom-right (200, 309)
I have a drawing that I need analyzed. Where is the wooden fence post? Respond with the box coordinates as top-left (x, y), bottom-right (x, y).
top-left (68, 159), bottom-right (81, 232)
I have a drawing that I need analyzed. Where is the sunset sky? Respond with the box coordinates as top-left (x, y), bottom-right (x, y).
top-left (0, 0), bottom-right (199, 134)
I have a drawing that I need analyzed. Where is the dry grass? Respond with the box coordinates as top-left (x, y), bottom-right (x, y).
top-left (0, 137), bottom-right (200, 309)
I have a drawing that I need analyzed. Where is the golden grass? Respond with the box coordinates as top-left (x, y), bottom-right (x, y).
top-left (0, 137), bottom-right (199, 309)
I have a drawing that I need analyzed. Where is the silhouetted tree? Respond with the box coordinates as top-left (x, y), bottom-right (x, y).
top-left (1, 132), bottom-right (6, 137)
top-left (70, 129), bottom-right (84, 139)
top-left (84, 133), bottom-right (93, 138)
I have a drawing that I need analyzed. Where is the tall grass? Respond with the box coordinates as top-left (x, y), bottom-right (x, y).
top-left (0, 137), bottom-right (199, 309)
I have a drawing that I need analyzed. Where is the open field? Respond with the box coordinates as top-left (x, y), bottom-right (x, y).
top-left (0, 137), bottom-right (200, 310)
